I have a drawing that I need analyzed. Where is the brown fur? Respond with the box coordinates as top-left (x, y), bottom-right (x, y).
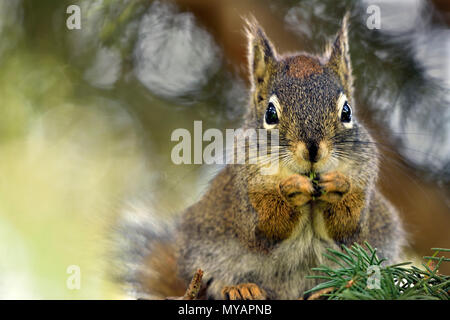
top-left (322, 189), bottom-right (365, 241)
top-left (140, 242), bottom-right (186, 299)
top-left (284, 56), bottom-right (324, 79)
top-left (249, 188), bottom-right (298, 241)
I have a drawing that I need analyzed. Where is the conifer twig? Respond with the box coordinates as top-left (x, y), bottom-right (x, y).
top-left (183, 269), bottom-right (204, 300)
top-left (305, 243), bottom-right (450, 300)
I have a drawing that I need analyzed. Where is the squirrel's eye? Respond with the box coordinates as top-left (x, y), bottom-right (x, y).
top-left (265, 102), bottom-right (279, 125)
top-left (340, 101), bottom-right (352, 123)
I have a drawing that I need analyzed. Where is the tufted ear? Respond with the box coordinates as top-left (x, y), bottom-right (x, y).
top-left (327, 13), bottom-right (353, 99)
top-left (245, 17), bottom-right (277, 90)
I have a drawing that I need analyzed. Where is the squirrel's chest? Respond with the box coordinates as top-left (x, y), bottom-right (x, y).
top-left (244, 217), bottom-right (337, 299)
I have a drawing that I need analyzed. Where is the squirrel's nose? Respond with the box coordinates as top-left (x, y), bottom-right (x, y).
top-left (295, 140), bottom-right (328, 164)
top-left (306, 140), bottom-right (319, 162)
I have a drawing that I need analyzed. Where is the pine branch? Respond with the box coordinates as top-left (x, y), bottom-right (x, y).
top-left (305, 242), bottom-right (450, 300)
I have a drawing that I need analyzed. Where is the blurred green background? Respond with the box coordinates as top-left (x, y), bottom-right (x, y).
top-left (0, 0), bottom-right (448, 299)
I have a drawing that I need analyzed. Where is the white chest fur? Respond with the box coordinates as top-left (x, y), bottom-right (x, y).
top-left (205, 206), bottom-right (337, 299)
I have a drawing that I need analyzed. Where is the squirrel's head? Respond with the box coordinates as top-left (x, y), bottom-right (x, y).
top-left (246, 14), bottom-right (371, 175)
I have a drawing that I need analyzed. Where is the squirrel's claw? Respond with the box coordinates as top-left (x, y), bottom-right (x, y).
top-left (221, 283), bottom-right (267, 300)
top-left (317, 171), bottom-right (351, 203)
top-left (279, 174), bottom-right (314, 207)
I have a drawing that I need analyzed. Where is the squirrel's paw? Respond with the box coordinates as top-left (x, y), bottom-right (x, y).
top-left (221, 283), bottom-right (267, 300)
top-left (318, 171), bottom-right (351, 203)
top-left (279, 174), bottom-right (314, 207)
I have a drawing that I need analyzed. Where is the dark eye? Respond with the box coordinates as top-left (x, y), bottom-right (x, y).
top-left (340, 101), bottom-right (352, 123)
top-left (265, 102), bottom-right (279, 125)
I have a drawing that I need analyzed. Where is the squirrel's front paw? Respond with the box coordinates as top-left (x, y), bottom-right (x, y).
top-left (221, 283), bottom-right (267, 300)
top-left (279, 174), bottom-right (314, 207)
top-left (317, 171), bottom-right (351, 203)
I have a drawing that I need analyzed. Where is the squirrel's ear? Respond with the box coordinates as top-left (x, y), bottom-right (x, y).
top-left (245, 17), bottom-right (277, 89)
top-left (327, 12), bottom-right (353, 98)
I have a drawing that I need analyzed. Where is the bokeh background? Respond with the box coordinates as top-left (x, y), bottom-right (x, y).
top-left (0, 0), bottom-right (448, 299)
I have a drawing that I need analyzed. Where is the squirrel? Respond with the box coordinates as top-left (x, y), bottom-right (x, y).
top-left (117, 14), bottom-right (406, 300)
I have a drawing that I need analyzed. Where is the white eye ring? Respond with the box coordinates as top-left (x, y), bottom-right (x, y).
top-left (263, 95), bottom-right (282, 129)
top-left (337, 93), bottom-right (353, 129)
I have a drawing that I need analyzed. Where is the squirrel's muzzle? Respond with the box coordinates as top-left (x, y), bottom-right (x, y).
top-left (295, 140), bottom-right (329, 165)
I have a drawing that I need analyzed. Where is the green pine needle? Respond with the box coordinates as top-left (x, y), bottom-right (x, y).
top-left (305, 242), bottom-right (450, 300)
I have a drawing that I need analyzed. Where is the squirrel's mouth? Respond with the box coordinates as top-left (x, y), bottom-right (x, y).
top-left (283, 152), bottom-right (334, 176)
